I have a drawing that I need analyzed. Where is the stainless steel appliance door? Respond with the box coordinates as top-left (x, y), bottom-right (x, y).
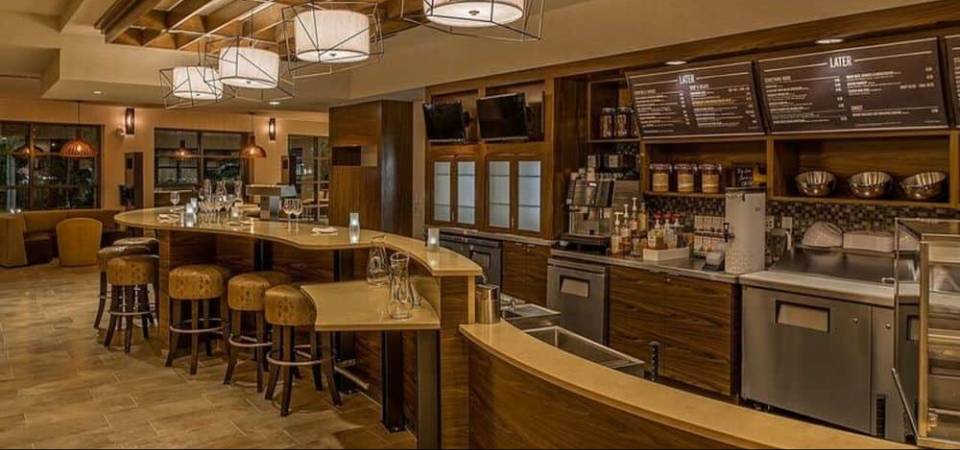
top-left (467, 242), bottom-right (502, 287)
top-left (742, 287), bottom-right (874, 434)
top-left (547, 259), bottom-right (608, 344)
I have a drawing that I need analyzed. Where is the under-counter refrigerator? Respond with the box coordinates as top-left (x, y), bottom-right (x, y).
top-left (897, 219), bottom-right (960, 448)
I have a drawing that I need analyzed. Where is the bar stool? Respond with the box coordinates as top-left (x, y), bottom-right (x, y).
top-left (223, 271), bottom-right (292, 392)
top-left (105, 254), bottom-right (159, 353)
top-left (166, 264), bottom-right (231, 375)
top-left (95, 245), bottom-right (151, 329)
top-left (264, 284), bottom-right (341, 417)
top-left (113, 237), bottom-right (159, 255)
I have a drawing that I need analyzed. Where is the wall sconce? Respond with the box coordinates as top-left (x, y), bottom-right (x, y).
top-left (268, 117), bottom-right (277, 142)
top-left (124, 108), bottom-right (135, 136)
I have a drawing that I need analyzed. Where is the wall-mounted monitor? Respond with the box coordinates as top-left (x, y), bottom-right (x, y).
top-left (477, 93), bottom-right (531, 142)
top-left (423, 101), bottom-right (469, 143)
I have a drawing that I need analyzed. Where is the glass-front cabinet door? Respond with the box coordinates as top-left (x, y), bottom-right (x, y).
top-left (429, 156), bottom-right (478, 227)
top-left (456, 161), bottom-right (476, 226)
top-left (517, 160), bottom-right (542, 233)
top-left (487, 160), bottom-right (512, 230)
top-left (433, 160), bottom-right (453, 223)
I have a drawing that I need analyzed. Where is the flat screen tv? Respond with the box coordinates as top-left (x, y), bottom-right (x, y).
top-left (423, 101), bottom-right (468, 143)
top-left (477, 93), bottom-right (530, 141)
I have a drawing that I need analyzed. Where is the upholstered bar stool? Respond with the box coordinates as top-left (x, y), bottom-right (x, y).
top-left (223, 271), bottom-right (292, 392)
top-left (264, 284), bottom-right (341, 417)
top-left (95, 245), bottom-right (151, 329)
top-left (166, 264), bottom-right (231, 375)
top-left (113, 237), bottom-right (159, 255)
top-left (105, 254), bottom-right (159, 353)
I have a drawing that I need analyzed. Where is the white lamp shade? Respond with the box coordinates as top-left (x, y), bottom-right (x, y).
top-left (424, 0), bottom-right (525, 28)
top-left (295, 9), bottom-right (371, 63)
top-left (172, 66), bottom-right (223, 100)
top-left (219, 46), bottom-right (280, 89)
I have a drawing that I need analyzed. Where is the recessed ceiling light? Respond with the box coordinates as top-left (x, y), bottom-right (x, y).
top-left (269, 101), bottom-right (281, 106)
top-left (665, 60), bottom-right (688, 66)
top-left (93, 90), bottom-right (103, 95)
top-left (816, 38), bottom-right (844, 45)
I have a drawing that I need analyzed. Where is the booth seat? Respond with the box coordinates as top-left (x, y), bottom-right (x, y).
top-left (0, 209), bottom-right (131, 268)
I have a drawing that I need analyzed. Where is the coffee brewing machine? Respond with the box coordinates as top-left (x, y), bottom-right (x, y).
top-left (563, 171), bottom-right (641, 250)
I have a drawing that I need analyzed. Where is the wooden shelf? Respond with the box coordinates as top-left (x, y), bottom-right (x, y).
top-left (645, 191), bottom-right (726, 199)
top-left (769, 195), bottom-right (950, 209)
top-left (770, 129), bottom-right (953, 141)
top-left (587, 138), bottom-right (641, 144)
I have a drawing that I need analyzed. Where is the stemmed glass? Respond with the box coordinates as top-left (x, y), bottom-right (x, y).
top-left (282, 199), bottom-right (295, 231)
top-left (169, 191), bottom-right (180, 212)
top-left (291, 198), bottom-right (304, 229)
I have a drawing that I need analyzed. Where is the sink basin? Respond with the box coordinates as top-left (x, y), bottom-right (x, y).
top-left (501, 303), bottom-right (562, 330)
top-left (525, 326), bottom-right (645, 378)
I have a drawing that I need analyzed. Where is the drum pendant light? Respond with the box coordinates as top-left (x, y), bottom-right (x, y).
top-left (171, 66), bottom-right (224, 100)
top-left (219, 46), bottom-right (281, 90)
top-left (423, 0), bottom-right (524, 28)
top-left (62, 104), bottom-right (96, 159)
top-left (295, 9), bottom-right (371, 63)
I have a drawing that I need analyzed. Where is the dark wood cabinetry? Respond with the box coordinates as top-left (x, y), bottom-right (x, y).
top-left (501, 241), bottom-right (550, 306)
top-left (609, 265), bottom-right (740, 398)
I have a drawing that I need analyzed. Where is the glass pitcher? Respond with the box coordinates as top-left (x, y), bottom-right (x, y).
top-left (387, 253), bottom-right (413, 320)
top-left (367, 237), bottom-right (390, 287)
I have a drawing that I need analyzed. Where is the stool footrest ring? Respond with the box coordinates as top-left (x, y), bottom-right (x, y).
top-left (227, 335), bottom-right (273, 349)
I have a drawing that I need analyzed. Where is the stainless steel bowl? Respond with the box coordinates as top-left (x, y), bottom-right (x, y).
top-left (849, 171), bottom-right (892, 199)
top-left (901, 171), bottom-right (947, 201)
top-left (795, 171), bottom-right (836, 197)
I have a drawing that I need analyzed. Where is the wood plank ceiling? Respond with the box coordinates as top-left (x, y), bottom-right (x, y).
top-left (96, 0), bottom-right (420, 54)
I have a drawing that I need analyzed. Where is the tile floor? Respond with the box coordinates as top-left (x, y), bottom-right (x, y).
top-left (0, 264), bottom-right (415, 449)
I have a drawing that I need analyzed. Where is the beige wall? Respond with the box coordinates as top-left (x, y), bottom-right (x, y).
top-left (0, 99), bottom-right (328, 209)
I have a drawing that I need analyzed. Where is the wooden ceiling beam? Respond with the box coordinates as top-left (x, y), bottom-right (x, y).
top-left (101, 0), bottom-right (165, 43)
top-left (176, 0), bottom-right (274, 50)
top-left (167, 0), bottom-right (215, 30)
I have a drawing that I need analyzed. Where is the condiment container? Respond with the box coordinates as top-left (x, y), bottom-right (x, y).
top-left (599, 108), bottom-right (617, 139)
top-left (700, 163), bottom-right (723, 194)
top-left (674, 163), bottom-right (697, 193)
top-left (650, 164), bottom-right (672, 193)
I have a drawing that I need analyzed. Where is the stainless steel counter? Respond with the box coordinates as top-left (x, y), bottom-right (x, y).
top-left (439, 227), bottom-right (556, 247)
top-left (550, 249), bottom-right (740, 284)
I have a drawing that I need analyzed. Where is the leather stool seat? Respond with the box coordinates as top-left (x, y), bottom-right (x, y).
top-left (94, 245), bottom-right (152, 330)
top-left (113, 237), bottom-right (159, 255)
top-left (170, 265), bottom-right (231, 300)
top-left (223, 271), bottom-right (292, 392)
top-left (104, 255), bottom-right (158, 353)
top-left (229, 272), bottom-right (293, 312)
top-left (263, 284), bottom-right (340, 416)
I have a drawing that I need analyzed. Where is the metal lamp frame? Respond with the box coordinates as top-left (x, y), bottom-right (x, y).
top-left (280, 1), bottom-right (384, 80)
top-left (402, 0), bottom-right (544, 42)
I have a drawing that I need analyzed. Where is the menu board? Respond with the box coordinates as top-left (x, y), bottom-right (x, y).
top-left (758, 38), bottom-right (948, 133)
top-left (947, 35), bottom-right (960, 126)
top-left (626, 61), bottom-right (763, 138)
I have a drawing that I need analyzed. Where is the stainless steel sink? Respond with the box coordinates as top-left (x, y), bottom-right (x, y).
top-left (501, 303), bottom-right (561, 330)
top-left (525, 326), bottom-right (645, 378)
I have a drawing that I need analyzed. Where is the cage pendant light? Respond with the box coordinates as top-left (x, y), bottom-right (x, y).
top-left (160, 41), bottom-right (231, 109)
top-left (241, 115), bottom-right (267, 159)
top-left (210, 7), bottom-right (295, 104)
top-left (62, 104), bottom-right (96, 159)
top-left (14, 126), bottom-right (45, 158)
top-left (281, 1), bottom-right (384, 79)
top-left (403, 0), bottom-right (544, 41)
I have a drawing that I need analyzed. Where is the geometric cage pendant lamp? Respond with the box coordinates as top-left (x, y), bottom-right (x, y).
top-left (281, 0), bottom-right (385, 79)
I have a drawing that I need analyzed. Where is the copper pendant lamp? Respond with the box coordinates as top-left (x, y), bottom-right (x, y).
top-left (62, 103), bottom-right (96, 158)
top-left (173, 140), bottom-right (192, 160)
top-left (240, 114), bottom-right (267, 159)
top-left (14, 127), bottom-right (44, 158)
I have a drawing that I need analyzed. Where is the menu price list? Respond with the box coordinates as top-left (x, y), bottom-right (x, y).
top-left (948, 36), bottom-right (960, 126)
top-left (759, 38), bottom-right (948, 133)
top-left (626, 61), bottom-right (763, 138)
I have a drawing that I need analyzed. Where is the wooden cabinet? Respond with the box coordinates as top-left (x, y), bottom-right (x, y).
top-left (485, 157), bottom-right (544, 236)
top-left (428, 156), bottom-right (478, 228)
top-left (501, 241), bottom-right (550, 307)
top-left (609, 265), bottom-right (740, 398)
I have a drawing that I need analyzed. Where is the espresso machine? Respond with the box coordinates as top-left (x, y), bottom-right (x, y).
top-left (563, 171), bottom-right (640, 248)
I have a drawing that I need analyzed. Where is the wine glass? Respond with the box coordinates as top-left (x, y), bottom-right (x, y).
top-left (282, 199), bottom-right (295, 231)
top-left (169, 191), bottom-right (180, 211)
top-left (291, 198), bottom-right (304, 229)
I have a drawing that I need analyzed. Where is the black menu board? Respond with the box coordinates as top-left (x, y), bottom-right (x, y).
top-left (758, 38), bottom-right (948, 133)
top-left (947, 35), bottom-right (960, 126)
top-left (626, 61), bottom-right (763, 138)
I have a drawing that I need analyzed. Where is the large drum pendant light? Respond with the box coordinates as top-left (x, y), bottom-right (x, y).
top-left (295, 9), bottom-right (371, 63)
top-left (219, 46), bottom-right (281, 89)
top-left (423, 0), bottom-right (525, 28)
top-left (171, 66), bottom-right (223, 100)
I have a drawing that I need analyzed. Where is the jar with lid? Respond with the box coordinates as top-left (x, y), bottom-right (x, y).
top-left (674, 163), bottom-right (698, 193)
top-left (649, 163), bottom-right (672, 193)
top-left (599, 108), bottom-right (617, 139)
top-left (615, 107), bottom-right (634, 138)
top-left (700, 163), bottom-right (723, 194)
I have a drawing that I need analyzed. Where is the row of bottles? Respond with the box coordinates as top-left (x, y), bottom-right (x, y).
top-left (610, 198), bottom-right (649, 256)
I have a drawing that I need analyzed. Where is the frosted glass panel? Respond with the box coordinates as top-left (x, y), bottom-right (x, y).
top-left (457, 161), bottom-right (476, 225)
top-left (433, 161), bottom-right (451, 222)
top-left (488, 161), bottom-right (511, 228)
top-left (517, 161), bottom-right (541, 232)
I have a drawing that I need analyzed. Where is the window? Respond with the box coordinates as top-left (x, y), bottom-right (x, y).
top-left (283, 135), bottom-right (330, 217)
top-left (0, 122), bottom-right (101, 211)
top-left (155, 129), bottom-right (246, 192)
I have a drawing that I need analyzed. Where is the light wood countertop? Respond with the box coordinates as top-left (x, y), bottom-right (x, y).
top-left (300, 281), bottom-right (440, 332)
top-left (460, 322), bottom-right (913, 450)
top-left (115, 208), bottom-right (483, 278)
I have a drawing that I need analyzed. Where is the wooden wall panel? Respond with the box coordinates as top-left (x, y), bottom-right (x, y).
top-left (468, 344), bottom-right (727, 449)
top-left (440, 276), bottom-right (471, 449)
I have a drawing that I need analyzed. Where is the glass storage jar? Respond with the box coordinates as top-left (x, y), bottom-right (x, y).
top-left (650, 163), bottom-right (672, 193)
top-left (615, 107), bottom-right (634, 138)
top-left (599, 108), bottom-right (616, 139)
top-left (674, 163), bottom-right (698, 193)
top-left (700, 163), bottom-right (723, 194)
